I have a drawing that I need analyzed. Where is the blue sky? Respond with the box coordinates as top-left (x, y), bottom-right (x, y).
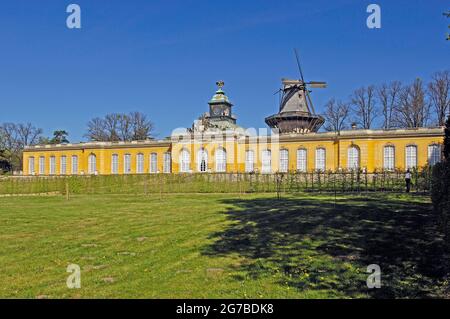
top-left (0, 0), bottom-right (448, 141)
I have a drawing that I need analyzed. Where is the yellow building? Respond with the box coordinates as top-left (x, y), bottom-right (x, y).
top-left (22, 81), bottom-right (444, 175)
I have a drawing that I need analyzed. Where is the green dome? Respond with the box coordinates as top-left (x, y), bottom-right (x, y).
top-left (208, 81), bottom-right (233, 105)
top-left (209, 89), bottom-right (231, 104)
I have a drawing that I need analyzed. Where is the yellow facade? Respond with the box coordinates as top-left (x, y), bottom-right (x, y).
top-left (23, 127), bottom-right (444, 175)
top-left (23, 141), bottom-right (171, 176)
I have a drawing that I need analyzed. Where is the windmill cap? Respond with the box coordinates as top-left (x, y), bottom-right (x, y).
top-left (282, 78), bottom-right (303, 84)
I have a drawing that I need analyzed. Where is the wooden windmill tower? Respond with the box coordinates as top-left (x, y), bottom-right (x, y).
top-left (265, 50), bottom-right (326, 134)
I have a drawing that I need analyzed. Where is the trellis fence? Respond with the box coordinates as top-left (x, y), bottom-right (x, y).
top-left (0, 169), bottom-right (433, 196)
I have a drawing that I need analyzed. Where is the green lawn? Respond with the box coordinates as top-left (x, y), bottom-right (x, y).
top-left (0, 192), bottom-right (448, 298)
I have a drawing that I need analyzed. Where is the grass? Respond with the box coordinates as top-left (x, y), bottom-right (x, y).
top-left (0, 192), bottom-right (448, 298)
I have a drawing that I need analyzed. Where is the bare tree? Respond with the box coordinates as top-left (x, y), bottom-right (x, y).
top-left (0, 123), bottom-right (42, 152)
top-left (86, 117), bottom-right (108, 141)
top-left (350, 85), bottom-right (378, 129)
top-left (377, 81), bottom-right (402, 129)
top-left (428, 70), bottom-right (450, 126)
top-left (130, 111), bottom-right (154, 140)
top-left (0, 123), bottom-right (19, 153)
top-left (0, 122), bottom-right (43, 171)
top-left (117, 114), bottom-right (133, 141)
top-left (103, 113), bottom-right (120, 141)
top-left (323, 98), bottom-right (350, 134)
top-left (394, 78), bottom-right (430, 128)
top-left (85, 112), bottom-right (154, 142)
top-left (16, 123), bottom-right (44, 147)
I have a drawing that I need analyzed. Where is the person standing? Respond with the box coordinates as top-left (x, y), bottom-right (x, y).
top-left (405, 169), bottom-right (411, 193)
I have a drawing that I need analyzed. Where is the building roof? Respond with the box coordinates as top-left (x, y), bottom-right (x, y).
top-left (208, 88), bottom-right (233, 105)
top-left (277, 127), bottom-right (445, 142)
top-left (23, 139), bottom-right (171, 152)
top-left (23, 127), bottom-right (445, 152)
top-left (208, 80), bottom-right (233, 106)
top-left (239, 126), bottom-right (445, 144)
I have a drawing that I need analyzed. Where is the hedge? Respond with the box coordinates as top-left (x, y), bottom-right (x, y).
top-left (431, 161), bottom-right (450, 244)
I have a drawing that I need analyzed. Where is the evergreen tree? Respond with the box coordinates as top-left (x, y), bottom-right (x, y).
top-left (444, 115), bottom-right (450, 160)
top-left (50, 130), bottom-right (69, 144)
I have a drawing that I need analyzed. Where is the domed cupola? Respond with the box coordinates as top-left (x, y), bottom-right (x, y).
top-left (191, 81), bottom-right (244, 133)
top-left (207, 81), bottom-right (236, 125)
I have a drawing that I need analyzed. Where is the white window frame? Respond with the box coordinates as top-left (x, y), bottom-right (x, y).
top-left (428, 144), bottom-right (441, 166)
top-left (111, 154), bottom-right (119, 174)
top-left (163, 152), bottom-right (171, 173)
top-left (180, 149), bottom-right (190, 173)
top-left (405, 145), bottom-right (417, 169)
top-left (71, 155), bottom-right (78, 175)
top-left (39, 156), bottom-right (45, 175)
top-left (124, 154), bottom-right (131, 174)
top-left (261, 149), bottom-right (272, 173)
top-left (28, 157), bottom-right (35, 175)
top-left (150, 153), bottom-right (157, 173)
top-left (245, 150), bottom-right (255, 173)
top-left (136, 153), bottom-right (144, 174)
top-left (60, 156), bottom-right (67, 175)
top-left (315, 148), bottom-right (326, 171)
top-left (383, 145), bottom-right (395, 171)
top-left (88, 154), bottom-right (97, 175)
top-left (279, 149), bottom-right (289, 173)
top-left (49, 156), bottom-right (56, 175)
top-left (347, 146), bottom-right (360, 170)
top-left (215, 148), bottom-right (227, 172)
top-left (297, 149), bottom-right (307, 172)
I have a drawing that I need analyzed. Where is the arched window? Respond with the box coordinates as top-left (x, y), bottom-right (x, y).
top-left (347, 146), bottom-right (360, 170)
top-left (60, 156), bottom-right (67, 175)
top-left (136, 153), bottom-right (144, 173)
top-left (315, 148), bottom-right (326, 171)
top-left (111, 154), bottom-right (119, 174)
top-left (297, 149), bottom-right (307, 172)
top-left (279, 149), bottom-right (289, 173)
top-left (124, 154), bottom-right (131, 174)
top-left (88, 154), bottom-right (97, 174)
top-left (150, 153), bottom-right (157, 173)
top-left (71, 155), bottom-right (78, 175)
top-left (405, 145), bottom-right (417, 169)
top-left (49, 156), bottom-right (56, 175)
top-left (215, 148), bottom-right (227, 172)
top-left (163, 152), bottom-right (171, 173)
top-left (383, 145), bottom-right (395, 170)
top-left (197, 148), bottom-right (208, 172)
top-left (180, 149), bottom-right (190, 173)
top-left (261, 149), bottom-right (272, 173)
top-left (28, 157), bottom-right (35, 175)
top-left (428, 144), bottom-right (441, 166)
top-left (245, 150), bottom-right (254, 172)
top-left (39, 156), bottom-right (45, 175)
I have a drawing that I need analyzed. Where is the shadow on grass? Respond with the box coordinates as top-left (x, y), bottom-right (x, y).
top-left (203, 194), bottom-right (449, 298)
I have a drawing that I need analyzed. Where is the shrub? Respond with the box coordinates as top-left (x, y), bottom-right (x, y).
top-left (431, 161), bottom-right (450, 244)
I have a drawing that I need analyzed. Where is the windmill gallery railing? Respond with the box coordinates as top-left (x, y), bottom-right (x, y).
top-left (0, 168), bottom-right (434, 196)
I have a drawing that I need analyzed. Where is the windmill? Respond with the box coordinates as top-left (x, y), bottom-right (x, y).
top-left (266, 49), bottom-right (326, 134)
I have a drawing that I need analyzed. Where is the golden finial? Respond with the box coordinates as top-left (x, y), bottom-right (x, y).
top-left (216, 80), bottom-right (224, 89)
